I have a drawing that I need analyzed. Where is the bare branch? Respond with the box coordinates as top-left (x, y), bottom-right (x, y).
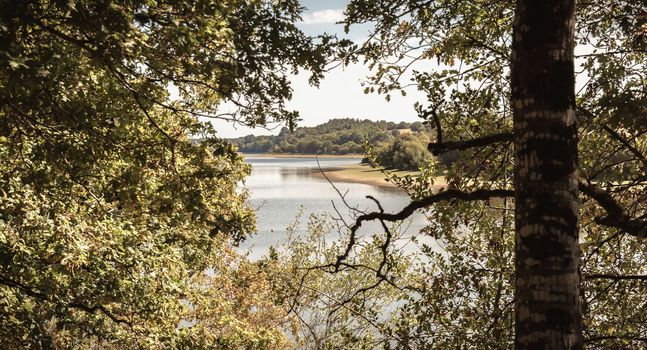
top-left (366, 195), bottom-right (392, 278)
top-left (465, 35), bottom-right (508, 58)
top-left (316, 155), bottom-right (365, 216)
top-left (334, 188), bottom-right (514, 270)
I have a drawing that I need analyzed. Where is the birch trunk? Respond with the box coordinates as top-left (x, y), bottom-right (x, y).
top-left (511, 0), bottom-right (582, 349)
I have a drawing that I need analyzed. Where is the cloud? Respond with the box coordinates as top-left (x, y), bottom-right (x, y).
top-left (300, 9), bottom-right (345, 24)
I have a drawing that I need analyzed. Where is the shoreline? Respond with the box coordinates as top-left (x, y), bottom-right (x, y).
top-left (243, 152), bottom-right (446, 189)
top-left (315, 164), bottom-right (398, 188)
top-left (242, 152), bottom-right (364, 159)
top-left (314, 163), bottom-right (446, 190)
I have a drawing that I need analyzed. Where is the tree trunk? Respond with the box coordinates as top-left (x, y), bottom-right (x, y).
top-left (511, 0), bottom-right (582, 349)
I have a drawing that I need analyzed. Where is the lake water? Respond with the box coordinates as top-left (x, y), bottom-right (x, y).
top-left (239, 156), bottom-right (429, 259)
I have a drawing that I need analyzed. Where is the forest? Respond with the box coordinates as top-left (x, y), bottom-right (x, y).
top-left (0, 0), bottom-right (645, 349)
top-left (230, 118), bottom-right (434, 170)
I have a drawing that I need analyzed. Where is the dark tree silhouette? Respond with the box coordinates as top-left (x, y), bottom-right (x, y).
top-left (511, 0), bottom-right (582, 348)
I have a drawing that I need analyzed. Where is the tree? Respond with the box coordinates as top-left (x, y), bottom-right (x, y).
top-left (233, 118), bottom-right (404, 156)
top-left (410, 121), bottom-right (424, 132)
top-left (262, 213), bottom-right (414, 349)
top-left (0, 0), bottom-right (335, 347)
top-left (303, 0), bottom-right (646, 348)
top-left (511, 1), bottom-right (581, 348)
top-left (369, 133), bottom-right (430, 170)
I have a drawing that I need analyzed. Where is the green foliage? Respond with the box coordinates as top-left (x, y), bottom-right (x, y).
top-left (0, 0), bottom-right (336, 348)
top-left (262, 213), bottom-right (415, 350)
top-left (369, 133), bottom-right (431, 171)
top-left (231, 118), bottom-right (434, 170)
top-left (1, 0), bottom-right (643, 348)
top-left (232, 118), bottom-right (404, 154)
top-left (303, 0), bottom-right (646, 348)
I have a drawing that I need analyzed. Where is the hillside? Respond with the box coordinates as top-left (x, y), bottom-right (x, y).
top-left (230, 118), bottom-right (434, 170)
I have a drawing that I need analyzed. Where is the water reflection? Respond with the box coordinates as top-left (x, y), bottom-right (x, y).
top-left (240, 156), bottom-right (428, 259)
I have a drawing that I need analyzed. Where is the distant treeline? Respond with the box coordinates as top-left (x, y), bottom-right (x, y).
top-left (230, 118), bottom-right (435, 170)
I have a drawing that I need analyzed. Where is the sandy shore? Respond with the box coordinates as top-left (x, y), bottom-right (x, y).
top-left (244, 153), bottom-right (446, 189)
top-left (315, 163), bottom-right (446, 189)
top-left (315, 164), bottom-right (398, 188)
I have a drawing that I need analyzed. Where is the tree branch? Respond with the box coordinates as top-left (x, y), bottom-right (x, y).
top-left (331, 180), bottom-right (644, 273)
top-left (419, 105), bottom-right (443, 145)
top-left (585, 274), bottom-right (647, 281)
top-left (0, 273), bottom-right (132, 327)
top-left (585, 335), bottom-right (647, 343)
top-left (68, 302), bottom-right (132, 327)
top-left (421, 123), bottom-right (644, 237)
top-left (427, 132), bottom-right (513, 156)
top-left (579, 180), bottom-right (646, 238)
top-left (600, 124), bottom-right (647, 169)
top-left (578, 107), bottom-right (647, 169)
top-left (423, 134), bottom-right (644, 237)
top-left (334, 188), bottom-right (514, 269)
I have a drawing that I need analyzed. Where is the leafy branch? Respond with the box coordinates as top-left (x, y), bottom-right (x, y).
top-left (421, 129), bottom-right (645, 238)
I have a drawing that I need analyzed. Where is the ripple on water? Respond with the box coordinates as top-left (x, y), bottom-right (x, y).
top-left (238, 156), bottom-right (430, 260)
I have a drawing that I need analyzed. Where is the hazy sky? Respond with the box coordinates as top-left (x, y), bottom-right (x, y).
top-left (211, 0), bottom-right (427, 138)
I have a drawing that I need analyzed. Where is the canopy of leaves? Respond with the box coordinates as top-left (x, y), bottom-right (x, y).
top-left (0, 0), bottom-right (336, 347)
top-left (286, 0), bottom-right (646, 348)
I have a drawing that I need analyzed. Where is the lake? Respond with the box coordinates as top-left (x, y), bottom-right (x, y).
top-left (239, 156), bottom-right (429, 259)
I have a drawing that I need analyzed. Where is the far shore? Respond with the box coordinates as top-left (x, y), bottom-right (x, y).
top-left (242, 152), bottom-right (446, 189)
top-left (242, 152), bottom-right (365, 159)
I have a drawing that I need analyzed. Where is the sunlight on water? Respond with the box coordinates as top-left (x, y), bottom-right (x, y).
top-left (239, 156), bottom-right (430, 259)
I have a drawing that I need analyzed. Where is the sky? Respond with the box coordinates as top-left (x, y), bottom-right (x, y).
top-left (211, 0), bottom-right (428, 138)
